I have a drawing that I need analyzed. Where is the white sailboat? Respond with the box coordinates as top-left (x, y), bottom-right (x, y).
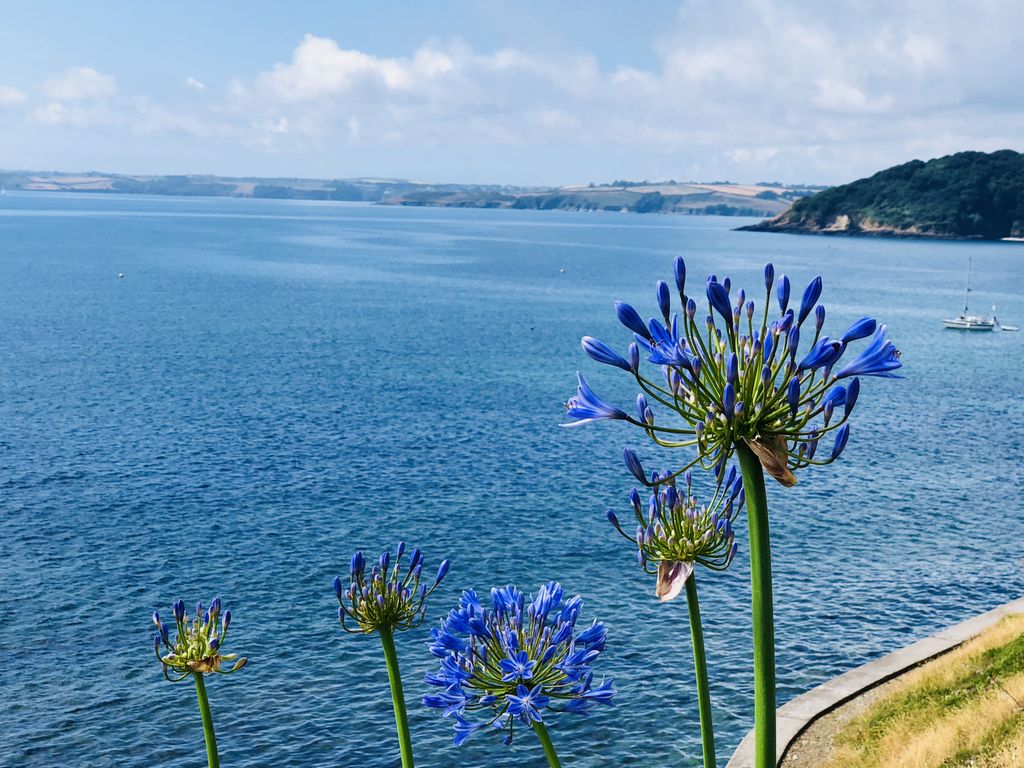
top-left (943, 258), bottom-right (995, 331)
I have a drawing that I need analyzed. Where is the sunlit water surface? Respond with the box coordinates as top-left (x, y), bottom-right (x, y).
top-left (2, 193), bottom-right (1022, 766)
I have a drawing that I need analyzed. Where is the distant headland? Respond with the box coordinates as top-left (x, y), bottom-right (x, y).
top-left (741, 149), bottom-right (1024, 240)
top-left (0, 168), bottom-right (822, 217)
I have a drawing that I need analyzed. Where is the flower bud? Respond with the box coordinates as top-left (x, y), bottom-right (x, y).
top-left (777, 274), bottom-right (791, 312)
top-left (674, 255), bottom-right (686, 297)
top-left (657, 280), bottom-right (671, 323)
top-left (764, 262), bottom-right (775, 291)
top-left (606, 510), bottom-right (621, 530)
top-left (787, 376), bottom-right (800, 416)
top-left (831, 424), bottom-right (850, 460)
top-left (845, 377), bottom-right (860, 418)
top-left (434, 559), bottom-right (451, 586)
top-left (615, 301), bottom-right (652, 340)
top-left (707, 280), bottom-right (733, 330)
top-left (623, 448), bottom-right (646, 483)
top-left (635, 393), bottom-right (649, 423)
top-left (350, 551), bottom-right (365, 577)
top-left (841, 317), bottom-right (876, 343)
top-left (798, 276), bottom-right (823, 325)
top-left (582, 336), bottom-right (631, 371)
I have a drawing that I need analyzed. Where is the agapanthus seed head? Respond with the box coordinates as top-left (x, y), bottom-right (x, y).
top-left (425, 582), bottom-right (613, 746)
top-left (336, 544), bottom-right (449, 634)
top-left (153, 597), bottom-right (246, 681)
top-left (610, 470), bottom-right (742, 598)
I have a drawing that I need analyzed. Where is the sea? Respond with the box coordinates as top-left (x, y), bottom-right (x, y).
top-left (2, 192), bottom-right (1022, 767)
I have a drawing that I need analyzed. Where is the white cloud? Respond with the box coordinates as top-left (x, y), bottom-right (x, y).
top-left (0, 85), bottom-right (27, 108)
top-left (257, 34), bottom-right (448, 101)
top-left (31, 101), bottom-right (119, 127)
top-left (15, 3), bottom-right (1024, 185)
top-left (42, 67), bottom-right (117, 101)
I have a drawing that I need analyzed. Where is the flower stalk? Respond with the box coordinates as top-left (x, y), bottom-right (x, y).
top-left (151, 597), bottom-right (246, 768)
top-left (380, 626), bottom-right (415, 768)
top-left (533, 721), bottom-right (563, 768)
top-left (334, 542), bottom-right (450, 768)
top-left (737, 443), bottom-right (775, 768)
top-left (685, 573), bottom-right (716, 768)
top-left (193, 672), bottom-right (220, 768)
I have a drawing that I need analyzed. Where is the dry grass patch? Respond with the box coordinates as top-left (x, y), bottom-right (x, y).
top-left (825, 614), bottom-right (1024, 768)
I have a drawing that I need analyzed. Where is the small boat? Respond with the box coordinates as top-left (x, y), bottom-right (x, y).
top-left (944, 258), bottom-right (995, 331)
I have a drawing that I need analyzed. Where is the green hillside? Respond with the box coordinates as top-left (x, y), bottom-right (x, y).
top-left (743, 150), bottom-right (1024, 239)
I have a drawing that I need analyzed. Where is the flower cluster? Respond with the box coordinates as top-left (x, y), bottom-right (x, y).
top-left (334, 542), bottom-right (450, 634)
top-left (152, 597), bottom-right (247, 681)
top-left (423, 582), bottom-right (614, 746)
top-left (566, 257), bottom-right (902, 485)
top-left (608, 462), bottom-right (744, 601)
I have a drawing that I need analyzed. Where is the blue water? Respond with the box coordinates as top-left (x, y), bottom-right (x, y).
top-left (2, 192), bottom-right (1022, 767)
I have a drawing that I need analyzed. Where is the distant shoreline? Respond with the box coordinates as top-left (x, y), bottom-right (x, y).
top-left (0, 169), bottom-right (824, 218)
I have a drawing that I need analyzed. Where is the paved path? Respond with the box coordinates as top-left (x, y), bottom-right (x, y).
top-left (726, 596), bottom-right (1024, 767)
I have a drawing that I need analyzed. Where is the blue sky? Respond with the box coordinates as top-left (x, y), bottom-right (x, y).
top-left (1, 1), bottom-right (1022, 185)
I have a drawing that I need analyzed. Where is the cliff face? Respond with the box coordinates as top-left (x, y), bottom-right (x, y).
top-left (742, 150), bottom-right (1024, 240)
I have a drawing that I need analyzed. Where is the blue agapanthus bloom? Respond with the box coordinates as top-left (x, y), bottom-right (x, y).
top-left (334, 542), bottom-right (450, 634)
top-left (608, 464), bottom-right (744, 601)
top-left (565, 258), bottom-right (902, 486)
top-left (423, 582), bottom-right (614, 746)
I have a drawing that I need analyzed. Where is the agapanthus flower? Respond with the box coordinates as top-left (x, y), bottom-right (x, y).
top-left (423, 582), bottom-right (614, 746)
top-left (607, 464), bottom-right (744, 601)
top-left (334, 542), bottom-right (449, 634)
top-left (566, 257), bottom-right (902, 485)
top-left (152, 597), bottom-right (247, 681)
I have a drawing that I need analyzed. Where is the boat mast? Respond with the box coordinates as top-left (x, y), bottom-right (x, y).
top-left (963, 257), bottom-right (972, 315)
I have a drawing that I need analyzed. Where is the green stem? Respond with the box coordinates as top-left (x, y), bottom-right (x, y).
top-left (736, 443), bottom-right (776, 768)
top-left (193, 673), bottom-right (219, 768)
top-left (379, 627), bottom-right (415, 768)
top-left (686, 573), bottom-right (717, 768)
top-left (533, 721), bottom-right (563, 768)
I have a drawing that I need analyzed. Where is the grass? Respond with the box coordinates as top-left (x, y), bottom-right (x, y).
top-left (827, 614), bottom-right (1024, 768)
